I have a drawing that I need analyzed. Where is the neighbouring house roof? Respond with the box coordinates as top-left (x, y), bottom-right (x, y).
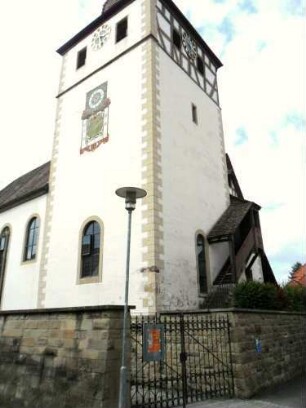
top-left (208, 196), bottom-right (260, 243)
top-left (0, 162), bottom-right (50, 214)
top-left (289, 264), bottom-right (306, 287)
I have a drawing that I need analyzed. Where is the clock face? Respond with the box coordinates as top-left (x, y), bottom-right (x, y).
top-left (89, 89), bottom-right (105, 109)
top-left (91, 25), bottom-right (111, 51)
top-left (182, 32), bottom-right (197, 61)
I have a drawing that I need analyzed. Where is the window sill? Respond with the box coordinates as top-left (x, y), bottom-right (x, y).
top-left (21, 259), bottom-right (37, 265)
top-left (78, 276), bottom-right (101, 285)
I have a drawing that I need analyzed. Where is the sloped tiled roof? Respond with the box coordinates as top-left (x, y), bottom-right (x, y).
top-left (290, 264), bottom-right (306, 287)
top-left (208, 196), bottom-right (260, 242)
top-left (102, 0), bottom-right (122, 13)
top-left (0, 162), bottom-right (50, 213)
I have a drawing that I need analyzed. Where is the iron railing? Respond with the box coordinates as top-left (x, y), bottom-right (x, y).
top-left (130, 312), bottom-right (234, 408)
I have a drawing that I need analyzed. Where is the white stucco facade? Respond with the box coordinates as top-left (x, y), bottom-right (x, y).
top-left (158, 50), bottom-right (229, 310)
top-left (41, 4), bottom-right (148, 310)
top-left (59, 1), bottom-right (144, 94)
top-left (239, 253), bottom-right (264, 283)
top-left (209, 242), bottom-right (230, 283)
top-left (38, 0), bottom-right (230, 312)
top-left (34, 0), bottom-right (162, 314)
top-left (0, 195), bottom-right (47, 310)
top-left (0, 0), bottom-right (270, 314)
top-left (42, 48), bottom-right (145, 309)
top-left (251, 256), bottom-right (264, 282)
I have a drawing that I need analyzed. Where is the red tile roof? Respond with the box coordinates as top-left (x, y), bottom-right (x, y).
top-left (290, 264), bottom-right (306, 287)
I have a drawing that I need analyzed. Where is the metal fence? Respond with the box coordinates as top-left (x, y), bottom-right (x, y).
top-left (130, 312), bottom-right (234, 408)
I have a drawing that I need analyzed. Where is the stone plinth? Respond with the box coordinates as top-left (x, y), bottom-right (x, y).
top-left (0, 306), bottom-right (126, 408)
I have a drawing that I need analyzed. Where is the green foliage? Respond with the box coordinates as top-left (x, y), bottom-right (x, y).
top-left (233, 281), bottom-right (306, 312)
top-left (234, 281), bottom-right (278, 310)
top-left (283, 285), bottom-right (306, 312)
top-left (291, 262), bottom-right (302, 273)
top-left (288, 261), bottom-right (302, 281)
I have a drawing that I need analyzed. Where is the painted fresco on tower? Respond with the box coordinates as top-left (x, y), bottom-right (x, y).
top-left (80, 82), bottom-right (111, 154)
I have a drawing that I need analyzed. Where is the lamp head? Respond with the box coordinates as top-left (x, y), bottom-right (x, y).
top-left (115, 187), bottom-right (147, 211)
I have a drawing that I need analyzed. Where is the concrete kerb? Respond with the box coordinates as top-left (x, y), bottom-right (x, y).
top-left (185, 401), bottom-right (293, 408)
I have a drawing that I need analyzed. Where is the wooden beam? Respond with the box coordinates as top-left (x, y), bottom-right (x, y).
top-left (229, 236), bottom-right (237, 283)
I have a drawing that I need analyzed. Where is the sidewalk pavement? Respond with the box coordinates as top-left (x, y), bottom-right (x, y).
top-left (182, 375), bottom-right (306, 408)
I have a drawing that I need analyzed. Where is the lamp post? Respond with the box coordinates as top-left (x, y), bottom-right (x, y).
top-left (115, 186), bottom-right (147, 408)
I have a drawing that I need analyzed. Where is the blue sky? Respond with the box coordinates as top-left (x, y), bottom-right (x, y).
top-left (0, 0), bottom-right (304, 283)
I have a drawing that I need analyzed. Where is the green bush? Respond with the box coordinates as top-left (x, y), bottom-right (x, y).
top-left (283, 285), bottom-right (306, 311)
top-left (233, 281), bottom-right (306, 312)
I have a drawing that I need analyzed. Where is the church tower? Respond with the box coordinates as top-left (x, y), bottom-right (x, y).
top-left (36, 0), bottom-right (230, 313)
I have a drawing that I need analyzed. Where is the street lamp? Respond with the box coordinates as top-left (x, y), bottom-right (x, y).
top-left (115, 186), bottom-right (147, 408)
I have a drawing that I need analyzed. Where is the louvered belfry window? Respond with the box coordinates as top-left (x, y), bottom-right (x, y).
top-left (116, 17), bottom-right (128, 43)
top-left (81, 221), bottom-right (101, 278)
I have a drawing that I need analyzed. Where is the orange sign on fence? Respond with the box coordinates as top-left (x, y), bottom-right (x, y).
top-left (148, 329), bottom-right (162, 353)
top-left (143, 324), bottom-right (165, 362)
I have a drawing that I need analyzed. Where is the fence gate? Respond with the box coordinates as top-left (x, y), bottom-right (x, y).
top-left (130, 313), bottom-right (234, 408)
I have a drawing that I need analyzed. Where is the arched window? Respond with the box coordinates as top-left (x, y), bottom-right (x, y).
top-left (196, 234), bottom-right (207, 294)
top-left (24, 217), bottom-right (40, 261)
top-left (0, 227), bottom-right (10, 300)
top-left (81, 221), bottom-right (101, 278)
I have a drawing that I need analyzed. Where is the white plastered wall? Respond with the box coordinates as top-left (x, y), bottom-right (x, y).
top-left (43, 46), bottom-right (147, 310)
top-left (252, 255), bottom-right (264, 282)
top-left (158, 50), bottom-right (229, 310)
top-left (60, 1), bottom-right (143, 93)
top-left (37, 1), bottom-right (158, 313)
top-left (0, 196), bottom-right (47, 310)
top-left (239, 253), bottom-right (264, 283)
top-left (209, 242), bottom-right (230, 283)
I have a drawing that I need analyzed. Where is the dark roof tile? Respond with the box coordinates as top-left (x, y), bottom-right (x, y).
top-left (290, 264), bottom-right (306, 287)
top-left (102, 0), bottom-right (123, 13)
top-left (208, 197), bottom-right (259, 241)
top-left (0, 162), bottom-right (50, 213)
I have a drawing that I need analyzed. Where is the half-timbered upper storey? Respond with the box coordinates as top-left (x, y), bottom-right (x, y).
top-left (156, 0), bottom-right (222, 105)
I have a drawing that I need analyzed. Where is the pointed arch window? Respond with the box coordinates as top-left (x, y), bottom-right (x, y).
top-left (24, 217), bottom-right (40, 261)
top-left (196, 234), bottom-right (207, 294)
top-left (0, 227), bottom-right (10, 300)
top-left (81, 221), bottom-right (101, 278)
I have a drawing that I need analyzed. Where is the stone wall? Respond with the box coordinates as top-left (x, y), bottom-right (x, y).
top-left (1, 306), bottom-right (305, 406)
top-left (228, 309), bottom-right (306, 398)
top-left (0, 306), bottom-right (125, 408)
